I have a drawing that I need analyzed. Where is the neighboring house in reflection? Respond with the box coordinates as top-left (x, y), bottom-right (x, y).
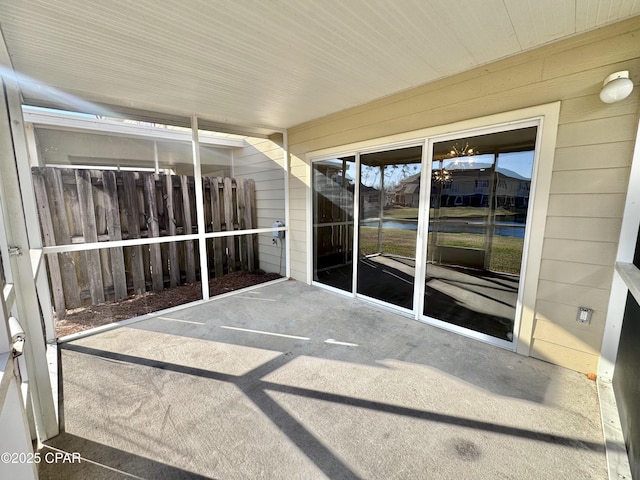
top-left (393, 172), bottom-right (421, 207)
top-left (392, 162), bottom-right (531, 210)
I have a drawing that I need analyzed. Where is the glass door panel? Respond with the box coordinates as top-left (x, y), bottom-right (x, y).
top-left (313, 157), bottom-right (355, 292)
top-left (357, 146), bottom-right (422, 309)
top-left (424, 127), bottom-right (537, 340)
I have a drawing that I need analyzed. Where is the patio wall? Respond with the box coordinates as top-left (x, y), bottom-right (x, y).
top-left (233, 134), bottom-right (287, 275)
top-left (287, 17), bottom-right (640, 372)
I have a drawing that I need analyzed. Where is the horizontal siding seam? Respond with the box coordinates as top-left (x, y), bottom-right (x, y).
top-left (551, 165), bottom-right (631, 173)
top-left (545, 214), bottom-right (622, 220)
top-left (540, 258), bottom-right (614, 266)
top-left (533, 317), bottom-right (604, 335)
top-left (535, 297), bottom-right (606, 313)
top-left (531, 336), bottom-right (600, 357)
top-left (538, 278), bottom-right (612, 292)
top-left (554, 140), bottom-right (637, 151)
top-left (536, 277), bottom-right (613, 291)
top-left (548, 192), bottom-right (627, 197)
top-left (557, 96), bottom-right (639, 122)
top-left (542, 237), bottom-right (618, 245)
top-left (539, 256), bottom-right (615, 268)
top-left (543, 235), bottom-right (619, 242)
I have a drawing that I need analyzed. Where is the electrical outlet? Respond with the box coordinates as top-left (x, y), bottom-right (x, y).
top-left (577, 307), bottom-right (593, 324)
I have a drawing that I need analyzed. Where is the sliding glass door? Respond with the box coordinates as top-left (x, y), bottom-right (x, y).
top-left (357, 146), bottom-right (422, 310)
top-left (311, 121), bottom-right (541, 346)
top-left (423, 127), bottom-right (537, 341)
top-left (312, 156), bottom-right (355, 292)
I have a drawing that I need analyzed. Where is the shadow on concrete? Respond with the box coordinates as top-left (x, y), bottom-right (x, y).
top-left (122, 282), bottom-right (538, 402)
top-left (46, 282), bottom-right (606, 480)
top-left (61, 342), bottom-right (604, 456)
top-left (40, 432), bottom-right (215, 479)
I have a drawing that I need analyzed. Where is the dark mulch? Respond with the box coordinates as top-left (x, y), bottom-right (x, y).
top-left (55, 271), bottom-right (282, 337)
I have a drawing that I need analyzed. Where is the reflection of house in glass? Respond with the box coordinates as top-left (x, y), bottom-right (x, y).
top-left (393, 172), bottom-right (421, 207)
top-left (360, 184), bottom-right (382, 217)
top-left (431, 162), bottom-right (531, 212)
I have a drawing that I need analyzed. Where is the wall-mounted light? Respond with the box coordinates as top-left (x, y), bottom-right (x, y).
top-left (600, 70), bottom-right (634, 104)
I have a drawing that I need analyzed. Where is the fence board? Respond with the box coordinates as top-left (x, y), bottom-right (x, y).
top-left (243, 179), bottom-right (256, 272)
top-left (210, 177), bottom-right (224, 278)
top-left (181, 176), bottom-right (196, 283)
top-left (164, 174), bottom-right (180, 287)
top-left (247, 179), bottom-right (259, 271)
top-left (236, 179), bottom-right (249, 271)
top-left (32, 169), bottom-right (66, 317)
top-left (223, 177), bottom-right (236, 272)
top-left (93, 171), bottom-right (114, 294)
top-left (144, 173), bottom-right (163, 291)
top-left (62, 168), bottom-right (93, 296)
top-left (76, 169), bottom-right (105, 304)
top-left (103, 170), bottom-right (127, 300)
top-left (123, 172), bottom-right (146, 294)
top-left (43, 168), bottom-right (81, 309)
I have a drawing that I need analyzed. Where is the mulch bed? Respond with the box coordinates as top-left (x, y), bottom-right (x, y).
top-left (55, 271), bottom-right (282, 337)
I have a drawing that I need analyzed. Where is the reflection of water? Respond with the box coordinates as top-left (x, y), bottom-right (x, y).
top-left (362, 220), bottom-right (525, 238)
top-left (363, 220), bottom-right (416, 230)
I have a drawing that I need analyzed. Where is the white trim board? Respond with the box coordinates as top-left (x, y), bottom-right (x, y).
top-left (23, 109), bottom-right (245, 148)
top-left (597, 378), bottom-right (633, 480)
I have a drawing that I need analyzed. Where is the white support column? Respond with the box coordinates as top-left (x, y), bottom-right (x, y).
top-left (305, 155), bottom-right (313, 285)
top-left (0, 78), bottom-right (58, 441)
top-left (598, 116), bottom-right (640, 380)
top-left (230, 149), bottom-right (235, 178)
top-left (24, 123), bottom-right (42, 167)
top-left (283, 130), bottom-right (291, 278)
top-left (191, 115), bottom-right (210, 301)
top-left (413, 140), bottom-right (430, 320)
top-left (153, 141), bottom-right (160, 174)
top-left (599, 271), bottom-right (629, 380)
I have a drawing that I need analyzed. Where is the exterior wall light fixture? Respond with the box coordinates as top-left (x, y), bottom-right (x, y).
top-left (600, 70), bottom-right (634, 104)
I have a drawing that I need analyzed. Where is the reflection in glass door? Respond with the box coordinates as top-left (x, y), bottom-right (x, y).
top-left (357, 146), bottom-right (422, 310)
top-left (313, 157), bottom-right (356, 292)
top-left (424, 127), bottom-right (537, 341)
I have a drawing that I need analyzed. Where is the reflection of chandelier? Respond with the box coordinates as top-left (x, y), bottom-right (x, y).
top-left (448, 142), bottom-right (478, 158)
top-left (432, 168), bottom-right (451, 183)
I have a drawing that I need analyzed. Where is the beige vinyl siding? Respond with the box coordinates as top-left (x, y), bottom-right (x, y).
top-left (539, 260), bottom-right (614, 290)
top-left (528, 340), bottom-right (599, 373)
top-left (232, 136), bottom-right (286, 275)
top-left (547, 193), bottom-right (627, 218)
top-left (287, 16), bottom-right (640, 372)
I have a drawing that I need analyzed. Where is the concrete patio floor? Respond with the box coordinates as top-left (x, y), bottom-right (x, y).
top-left (39, 280), bottom-right (606, 479)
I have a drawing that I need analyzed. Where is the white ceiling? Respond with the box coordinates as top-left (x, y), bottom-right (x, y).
top-left (1, 0), bottom-right (639, 135)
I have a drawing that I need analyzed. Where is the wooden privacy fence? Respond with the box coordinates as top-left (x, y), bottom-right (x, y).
top-left (31, 167), bottom-right (258, 318)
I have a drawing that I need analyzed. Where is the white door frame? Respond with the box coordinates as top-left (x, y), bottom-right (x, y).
top-left (416, 119), bottom-right (542, 351)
